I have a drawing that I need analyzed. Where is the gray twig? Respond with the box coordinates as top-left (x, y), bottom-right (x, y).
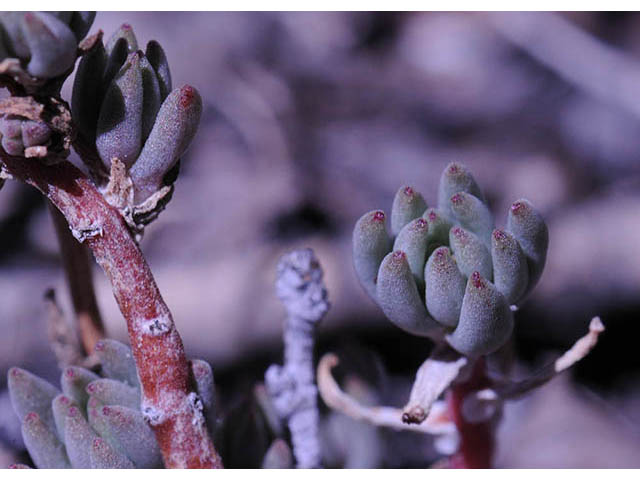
top-left (265, 249), bottom-right (330, 468)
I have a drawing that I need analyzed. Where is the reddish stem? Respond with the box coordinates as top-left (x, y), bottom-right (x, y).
top-left (1, 155), bottom-right (222, 469)
top-left (446, 358), bottom-right (494, 469)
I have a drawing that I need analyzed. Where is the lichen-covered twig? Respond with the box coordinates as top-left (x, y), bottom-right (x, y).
top-left (48, 202), bottom-right (105, 354)
top-left (317, 353), bottom-right (457, 438)
top-left (0, 154), bottom-right (222, 469)
top-left (265, 249), bottom-right (329, 468)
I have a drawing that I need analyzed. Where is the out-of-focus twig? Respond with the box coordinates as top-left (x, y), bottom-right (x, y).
top-left (48, 202), bottom-right (105, 355)
top-left (487, 12), bottom-right (640, 119)
top-left (265, 249), bottom-right (329, 468)
top-left (43, 288), bottom-right (85, 368)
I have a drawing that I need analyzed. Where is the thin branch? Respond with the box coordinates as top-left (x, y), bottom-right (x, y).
top-left (493, 317), bottom-right (605, 399)
top-left (0, 154), bottom-right (222, 469)
top-left (317, 353), bottom-right (456, 437)
top-left (402, 345), bottom-right (468, 424)
top-left (265, 249), bottom-right (329, 468)
top-left (48, 202), bottom-right (105, 354)
top-left (43, 288), bottom-right (85, 368)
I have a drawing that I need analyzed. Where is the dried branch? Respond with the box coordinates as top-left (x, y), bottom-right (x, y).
top-left (402, 346), bottom-right (468, 424)
top-left (317, 353), bottom-right (457, 437)
top-left (493, 317), bottom-right (605, 399)
top-left (265, 249), bottom-right (329, 468)
top-left (48, 202), bottom-right (105, 354)
top-left (0, 154), bottom-right (222, 469)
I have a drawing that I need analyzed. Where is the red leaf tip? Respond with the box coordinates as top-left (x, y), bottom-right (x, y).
top-left (403, 186), bottom-right (414, 196)
top-left (471, 271), bottom-right (485, 289)
top-left (372, 210), bottom-right (385, 222)
top-left (392, 250), bottom-right (406, 260)
top-left (179, 85), bottom-right (197, 108)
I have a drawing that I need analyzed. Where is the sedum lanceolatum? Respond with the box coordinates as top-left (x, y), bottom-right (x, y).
top-left (353, 162), bottom-right (549, 357)
top-left (8, 340), bottom-right (216, 469)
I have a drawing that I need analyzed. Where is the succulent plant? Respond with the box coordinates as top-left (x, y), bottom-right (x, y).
top-left (0, 12), bottom-right (94, 79)
top-left (72, 24), bottom-right (202, 204)
top-left (7, 339), bottom-right (216, 468)
top-left (352, 162), bottom-right (549, 357)
top-left (0, 114), bottom-right (51, 157)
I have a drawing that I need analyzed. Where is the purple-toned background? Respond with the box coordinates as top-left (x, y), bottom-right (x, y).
top-left (1, 12), bottom-right (639, 467)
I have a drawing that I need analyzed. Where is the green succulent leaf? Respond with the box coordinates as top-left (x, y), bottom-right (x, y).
top-left (21, 412), bottom-right (70, 469)
top-left (447, 272), bottom-right (513, 356)
top-left (376, 251), bottom-right (441, 339)
top-left (390, 186), bottom-right (427, 236)
top-left (424, 247), bottom-right (466, 328)
top-left (506, 199), bottom-right (549, 295)
top-left (393, 217), bottom-right (429, 288)
top-left (491, 228), bottom-right (529, 304)
top-left (449, 191), bottom-right (494, 247)
top-left (449, 226), bottom-right (492, 280)
top-left (94, 339), bottom-right (139, 388)
top-left (437, 162), bottom-right (484, 220)
top-left (352, 210), bottom-right (392, 300)
top-left (8, 367), bottom-right (60, 432)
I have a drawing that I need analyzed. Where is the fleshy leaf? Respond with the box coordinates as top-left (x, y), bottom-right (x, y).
top-left (72, 37), bottom-right (107, 142)
top-left (86, 378), bottom-right (140, 410)
top-left (61, 366), bottom-right (100, 409)
top-left (51, 394), bottom-right (79, 442)
top-left (376, 251), bottom-right (441, 339)
top-left (437, 162), bottom-right (484, 219)
top-left (105, 23), bottom-right (138, 54)
top-left (352, 210), bottom-right (392, 300)
top-left (425, 247), bottom-right (466, 328)
top-left (99, 405), bottom-right (162, 468)
top-left (491, 229), bottom-right (528, 304)
top-left (68, 11), bottom-right (95, 41)
top-left (129, 85), bottom-right (202, 203)
top-left (447, 272), bottom-right (514, 356)
top-left (21, 412), bottom-right (70, 469)
top-left (390, 186), bottom-right (427, 236)
top-left (449, 192), bottom-right (494, 247)
top-left (140, 55), bottom-right (162, 142)
top-left (8, 367), bottom-right (59, 431)
top-left (146, 40), bottom-right (172, 100)
top-left (449, 226), bottom-right (492, 280)
top-left (506, 199), bottom-right (549, 295)
top-left (94, 339), bottom-right (139, 387)
top-left (64, 405), bottom-right (98, 468)
top-left (21, 120), bottom-right (51, 147)
top-left (89, 437), bottom-right (135, 469)
top-left (22, 12), bottom-right (77, 78)
top-left (422, 208), bottom-right (452, 255)
top-left (393, 217), bottom-right (429, 288)
top-left (96, 52), bottom-right (144, 168)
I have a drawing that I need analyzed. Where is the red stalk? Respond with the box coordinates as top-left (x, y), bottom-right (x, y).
top-left (1, 155), bottom-right (222, 468)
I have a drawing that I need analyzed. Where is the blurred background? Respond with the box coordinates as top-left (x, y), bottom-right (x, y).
top-left (1, 11), bottom-right (640, 468)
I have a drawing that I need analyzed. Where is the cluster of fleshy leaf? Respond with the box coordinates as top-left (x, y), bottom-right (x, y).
top-left (72, 24), bottom-right (202, 204)
top-left (7, 339), bottom-right (216, 469)
top-left (353, 162), bottom-right (548, 357)
top-left (0, 12), bottom-right (94, 79)
top-left (0, 114), bottom-right (51, 156)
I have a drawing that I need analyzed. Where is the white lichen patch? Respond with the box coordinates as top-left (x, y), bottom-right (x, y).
top-left (139, 314), bottom-right (172, 336)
